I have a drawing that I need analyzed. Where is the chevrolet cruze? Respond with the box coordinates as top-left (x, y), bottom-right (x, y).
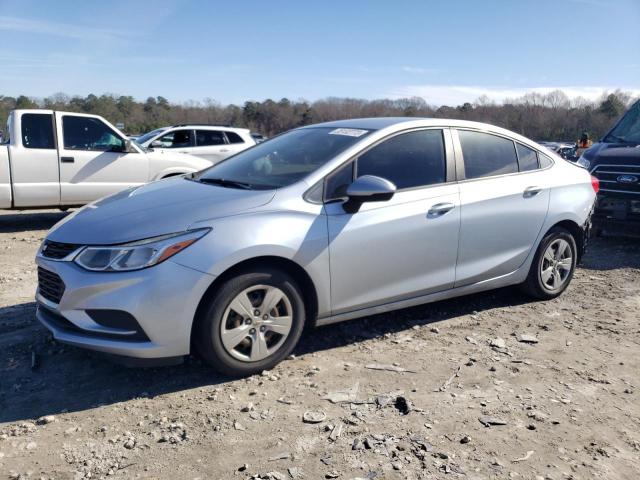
top-left (35, 118), bottom-right (598, 376)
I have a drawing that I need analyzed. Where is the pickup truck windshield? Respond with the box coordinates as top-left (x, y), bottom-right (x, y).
top-left (193, 127), bottom-right (371, 189)
top-left (604, 101), bottom-right (640, 144)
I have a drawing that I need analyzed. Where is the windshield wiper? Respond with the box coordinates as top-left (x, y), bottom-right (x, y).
top-left (197, 177), bottom-right (253, 190)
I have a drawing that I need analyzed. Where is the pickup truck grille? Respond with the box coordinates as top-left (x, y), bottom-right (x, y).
top-left (592, 165), bottom-right (640, 196)
top-left (37, 267), bottom-right (66, 304)
top-left (41, 240), bottom-right (81, 260)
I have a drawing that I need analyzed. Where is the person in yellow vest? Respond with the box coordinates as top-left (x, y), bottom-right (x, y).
top-left (577, 131), bottom-right (593, 149)
top-left (576, 131), bottom-right (593, 158)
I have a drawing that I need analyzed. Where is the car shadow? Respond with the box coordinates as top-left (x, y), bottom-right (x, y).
top-left (0, 286), bottom-right (531, 424)
top-left (580, 236), bottom-right (640, 270)
top-left (0, 236), bottom-right (636, 424)
top-left (0, 210), bottom-right (69, 233)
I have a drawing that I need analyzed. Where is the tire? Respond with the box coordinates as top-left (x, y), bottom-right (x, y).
top-left (521, 227), bottom-right (577, 300)
top-left (194, 268), bottom-right (306, 376)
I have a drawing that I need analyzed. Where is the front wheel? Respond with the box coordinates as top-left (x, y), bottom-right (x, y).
top-left (521, 227), bottom-right (577, 300)
top-left (194, 268), bottom-right (306, 376)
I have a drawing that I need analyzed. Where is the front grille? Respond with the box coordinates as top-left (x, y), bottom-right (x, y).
top-left (37, 267), bottom-right (65, 304)
top-left (41, 240), bottom-right (80, 260)
top-left (592, 165), bottom-right (640, 196)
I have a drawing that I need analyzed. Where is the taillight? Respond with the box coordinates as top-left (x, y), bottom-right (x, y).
top-left (591, 175), bottom-right (600, 194)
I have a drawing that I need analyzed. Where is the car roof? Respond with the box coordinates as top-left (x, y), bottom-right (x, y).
top-left (303, 117), bottom-right (512, 132)
top-left (169, 124), bottom-right (250, 133)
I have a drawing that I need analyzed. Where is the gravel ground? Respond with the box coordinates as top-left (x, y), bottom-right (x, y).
top-left (0, 209), bottom-right (638, 480)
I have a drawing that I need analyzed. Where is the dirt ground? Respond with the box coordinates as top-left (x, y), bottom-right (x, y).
top-left (0, 209), bottom-right (638, 480)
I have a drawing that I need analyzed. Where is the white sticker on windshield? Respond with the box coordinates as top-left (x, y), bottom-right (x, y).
top-left (328, 128), bottom-right (369, 137)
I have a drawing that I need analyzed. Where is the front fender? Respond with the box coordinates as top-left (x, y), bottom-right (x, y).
top-left (172, 209), bottom-right (332, 318)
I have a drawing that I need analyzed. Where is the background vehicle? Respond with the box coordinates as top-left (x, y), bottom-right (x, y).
top-left (135, 124), bottom-right (255, 164)
top-left (577, 99), bottom-right (640, 233)
top-left (251, 132), bottom-right (267, 143)
top-left (0, 110), bottom-right (211, 209)
top-left (36, 118), bottom-right (597, 376)
top-left (538, 141), bottom-right (578, 161)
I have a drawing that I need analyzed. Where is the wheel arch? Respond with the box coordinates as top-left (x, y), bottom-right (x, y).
top-left (190, 255), bottom-right (319, 347)
top-left (546, 219), bottom-right (586, 262)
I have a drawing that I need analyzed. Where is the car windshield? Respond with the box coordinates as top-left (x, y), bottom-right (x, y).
top-left (604, 101), bottom-right (640, 144)
top-left (135, 127), bottom-right (168, 146)
top-left (193, 126), bottom-right (371, 189)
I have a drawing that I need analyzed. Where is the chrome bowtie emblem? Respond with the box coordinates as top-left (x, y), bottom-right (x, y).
top-left (617, 174), bottom-right (638, 184)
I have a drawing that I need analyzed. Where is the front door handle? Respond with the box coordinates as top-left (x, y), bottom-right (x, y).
top-left (220, 148), bottom-right (230, 153)
top-left (524, 186), bottom-right (543, 197)
top-left (60, 156), bottom-right (74, 163)
top-left (428, 202), bottom-right (455, 216)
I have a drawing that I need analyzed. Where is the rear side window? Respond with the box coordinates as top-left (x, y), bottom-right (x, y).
top-left (62, 116), bottom-right (124, 152)
top-left (196, 130), bottom-right (225, 146)
top-left (516, 143), bottom-right (539, 171)
top-left (225, 131), bottom-right (245, 144)
top-left (459, 130), bottom-right (518, 179)
top-left (356, 129), bottom-right (446, 189)
top-left (22, 113), bottom-right (55, 149)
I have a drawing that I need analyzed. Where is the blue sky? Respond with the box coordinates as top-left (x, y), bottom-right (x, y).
top-left (0, 0), bottom-right (638, 106)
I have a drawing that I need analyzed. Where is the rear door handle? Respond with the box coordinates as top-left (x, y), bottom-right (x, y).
top-left (428, 202), bottom-right (455, 216)
top-left (524, 186), bottom-right (543, 197)
top-left (60, 156), bottom-right (74, 163)
top-left (220, 148), bottom-right (230, 153)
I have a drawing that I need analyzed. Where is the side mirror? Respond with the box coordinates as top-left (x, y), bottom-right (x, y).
top-left (149, 140), bottom-right (163, 149)
top-left (123, 139), bottom-right (138, 153)
top-left (345, 175), bottom-right (396, 210)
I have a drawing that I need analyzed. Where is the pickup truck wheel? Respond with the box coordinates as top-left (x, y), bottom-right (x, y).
top-left (194, 268), bottom-right (305, 377)
top-left (521, 227), bottom-right (577, 300)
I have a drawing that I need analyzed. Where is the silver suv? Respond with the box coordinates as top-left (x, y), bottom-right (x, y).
top-left (36, 118), bottom-right (598, 376)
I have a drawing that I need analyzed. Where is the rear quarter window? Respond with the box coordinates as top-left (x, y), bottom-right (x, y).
top-left (225, 131), bottom-right (245, 144)
top-left (21, 113), bottom-right (55, 149)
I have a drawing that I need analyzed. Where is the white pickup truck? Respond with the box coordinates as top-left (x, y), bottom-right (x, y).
top-left (0, 110), bottom-right (212, 209)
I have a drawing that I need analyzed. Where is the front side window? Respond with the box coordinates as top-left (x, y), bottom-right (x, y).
top-left (22, 113), bottom-right (55, 149)
top-left (225, 131), bottom-right (245, 144)
top-left (155, 129), bottom-right (193, 148)
top-left (356, 129), bottom-right (446, 189)
top-left (516, 143), bottom-right (539, 171)
top-left (63, 116), bottom-right (124, 152)
top-left (195, 127), bottom-right (371, 189)
top-left (196, 130), bottom-right (225, 146)
top-left (459, 130), bottom-right (518, 179)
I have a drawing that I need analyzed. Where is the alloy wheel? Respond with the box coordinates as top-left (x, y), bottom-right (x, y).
top-left (540, 238), bottom-right (573, 291)
top-left (220, 285), bottom-right (293, 362)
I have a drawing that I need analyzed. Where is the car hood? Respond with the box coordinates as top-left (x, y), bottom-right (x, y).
top-left (47, 177), bottom-right (276, 245)
top-left (586, 142), bottom-right (640, 166)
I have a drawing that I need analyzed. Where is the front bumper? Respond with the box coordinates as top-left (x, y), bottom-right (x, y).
top-left (35, 255), bottom-right (214, 359)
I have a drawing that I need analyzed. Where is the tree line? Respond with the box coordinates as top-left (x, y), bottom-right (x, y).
top-left (0, 89), bottom-right (635, 141)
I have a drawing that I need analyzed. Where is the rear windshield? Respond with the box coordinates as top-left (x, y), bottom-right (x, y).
top-left (194, 127), bottom-right (371, 189)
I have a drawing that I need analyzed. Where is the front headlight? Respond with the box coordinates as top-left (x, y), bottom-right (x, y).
top-left (74, 228), bottom-right (210, 272)
top-left (576, 155), bottom-right (591, 170)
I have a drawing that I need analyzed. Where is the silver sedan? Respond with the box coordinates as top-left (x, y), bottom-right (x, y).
top-left (35, 118), bottom-right (598, 376)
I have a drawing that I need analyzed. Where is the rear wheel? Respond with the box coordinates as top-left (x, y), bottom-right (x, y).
top-left (522, 227), bottom-right (577, 300)
top-left (194, 268), bottom-right (305, 376)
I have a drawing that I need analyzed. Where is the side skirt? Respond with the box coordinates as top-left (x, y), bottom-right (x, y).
top-left (315, 268), bottom-right (527, 327)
